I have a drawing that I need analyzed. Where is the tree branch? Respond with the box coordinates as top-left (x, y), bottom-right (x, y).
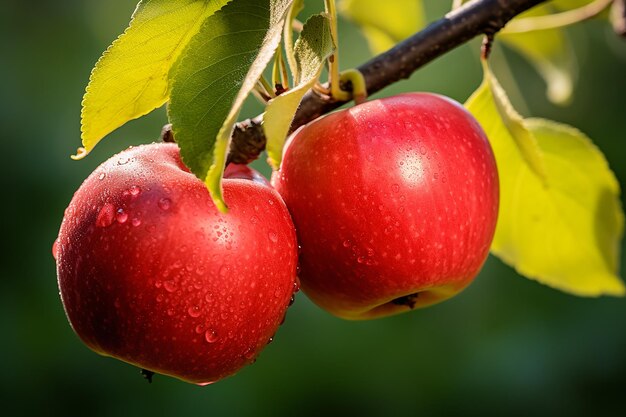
top-left (164, 0), bottom-right (547, 164)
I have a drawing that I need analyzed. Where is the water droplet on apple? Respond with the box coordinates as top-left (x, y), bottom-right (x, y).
top-left (188, 306), bottom-right (201, 318)
top-left (357, 256), bottom-right (365, 264)
top-left (391, 184), bottom-right (400, 193)
top-left (244, 349), bottom-right (256, 360)
top-left (166, 308), bottom-right (175, 316)
top-left (195, 324), bottom-right (205, 334)
top-left (219, 265), bottom-right (229, 277)
top-left (156, 294), bottom-right (164, 302)
top-left (116, 209), bottom-right (128, 224)
top-left (419, 146), bottom-right (427, 155)
top-left (205, 329), bottom-right (218, 343)
top-left (129, 185), bottom-right (141, 196)
top-left (98, 172), bottom-right (106, 181)
top-left (273, 289), bottom-right (281, 298)
top-left (52, 238), bottom-right (59, 260)
top-left (96, 203), bottom-right (115, 228)
top-left (117, 157), bottom-right (130, 165)
top-left (131, 218), bottom-right (142, 227)
top-left (164, 280), bottom-right (176, 293)
top-left (158, 198), bottom-right (172, 211)
top-left (250, 215), bottom-right (259, 224)
top-left (268, 231), bottom-right (278, 243)
top-left (342, 239), bottom-right (351, 248)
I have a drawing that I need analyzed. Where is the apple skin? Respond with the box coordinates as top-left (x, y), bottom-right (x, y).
top-left (272, 93), bottom-right (499, 320)
top-left (55, 143), bottom-right (298, 384)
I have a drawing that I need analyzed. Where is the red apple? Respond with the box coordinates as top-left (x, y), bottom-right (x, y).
top-left (272, 93), bottom-right (498, 320)
top-left (55, 143), bottom-right (298, 384)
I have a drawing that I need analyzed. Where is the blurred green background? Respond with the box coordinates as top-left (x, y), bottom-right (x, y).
top-left (2, 0), bottom-right (626, 416)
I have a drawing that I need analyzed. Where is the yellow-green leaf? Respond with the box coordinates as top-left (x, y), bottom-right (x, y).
top-left (500, 4), bottom-right (576, 105)
top-left (465, 62), bottom-right (625, 297)
top-left (284, 0), bottom-right (305, 79)
top-left (168, 0), bottom-right (293, 212)
top-left (338, 0), bottom-right (424, 54)
top-left (80, 0), bottom-right (229, 157)
top-left (265, 14), bottom-right (334, 169)
top-left (483, 60), bottom-right (548, 183)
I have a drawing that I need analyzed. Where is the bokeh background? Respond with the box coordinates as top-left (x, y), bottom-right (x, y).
top-left (2, 0), bottom-right (626, 416)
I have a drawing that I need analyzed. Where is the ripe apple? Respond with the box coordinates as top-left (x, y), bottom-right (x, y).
top-left (272, 93), bottom-right (499, 320)
top-left (55, 143), bottom-right (298, 384)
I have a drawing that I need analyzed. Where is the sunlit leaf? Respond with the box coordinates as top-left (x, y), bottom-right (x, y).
top-left (338, 0), bottom-right (424, 54)
top-left (500, 4), bottom-right (576, 104)
top-left (168, 0), bottom-right (293, 212)
top-left (80, 0), bottom-right (229, 157)
top-left (265, 14), bottom-right (334, 169)
top-left (284, 0), bottom-right (305, 79)
top-left (466, 62), bottom-right (625, 297)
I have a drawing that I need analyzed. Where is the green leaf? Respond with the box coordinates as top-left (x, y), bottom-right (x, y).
top-left (500, 4), bottom-right (577, 105)
top-left (338, 0), bottom-right (424, 54)
top-left (80, 0), bottom-right (229, 157)
top-left (284, 0), bottom-right (305, 80)
top-left (168, 0), bottom-right (293, 212)
top-left (265, 14), bottom-right (334, 169)
top-left (482, 60), bottom-right (548, 183)
top-left (465, 62), bottom-right (625, 297)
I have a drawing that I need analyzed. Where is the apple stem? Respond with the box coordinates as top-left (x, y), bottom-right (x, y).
top-left (481, 32), bottom-right (494, 60)
top-left (325, 0), bottom-right (352, 102)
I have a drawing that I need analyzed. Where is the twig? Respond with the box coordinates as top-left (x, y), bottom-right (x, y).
top-left (165, 0), bottom-right (548, 163)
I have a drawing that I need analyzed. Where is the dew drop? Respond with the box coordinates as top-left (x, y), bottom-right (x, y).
top-left (188, 306), bottom-right (201, 318)
top-left (195, 324), bottom-right (205, 334)
top-left (129, 185), bottom-right (141, 196)
top-left (98, 172), bottom-right (106, 181)
top-left (205, 329), bottom-right (219, 343)
top-left (116, 209), bottom-right (128, 224)
top-left (117, 157), bottom-right (130, 165)
top-left (250, 216), bottom-right (259, 225)
top-left (154, 280), bottom-right (162, 288)
top-left (52, 239), bottom-right (59, 260)
top-left (96, 203), bottom-right (115, 228)
top-left (219, 265), bottom-right (229, 277)
top-left (391, 184), bottom-right (400, 193)
top-left (166, 308), bottom-right (175, 316)
top-left (268, 231), bottom-right (278, 243)
top-left (131, 218), bottom-right (142, 227)
top-left (164, 280), bottom-right (176, 293)
top-left (342, 239), bottom-right (351, 248)
top-left (158, 198), bottom-right (172, 211)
